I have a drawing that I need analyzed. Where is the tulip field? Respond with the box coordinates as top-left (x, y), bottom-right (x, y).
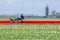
top-left (0, 24), bottom-right (60, 40)
top-left (0, 19), bottom-right (60, 24)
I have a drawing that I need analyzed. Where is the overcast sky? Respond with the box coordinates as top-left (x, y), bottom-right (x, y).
top-left (0, 0), bottom-right (60, 16)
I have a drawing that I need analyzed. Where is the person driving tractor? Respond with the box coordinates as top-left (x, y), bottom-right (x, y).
top-left (10, 14), bottom-right (24, 23)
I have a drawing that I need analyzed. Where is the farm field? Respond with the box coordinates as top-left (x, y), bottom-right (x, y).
top-left (0, 18), bottom-right (60, 20)
top-left (25, 18), bottom-right (60, 20)
top-left (0, 24), bottom-right (60, 40)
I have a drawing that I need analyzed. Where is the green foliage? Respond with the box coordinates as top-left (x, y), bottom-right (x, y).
top-left (0, 24), bottom-right (60, 40)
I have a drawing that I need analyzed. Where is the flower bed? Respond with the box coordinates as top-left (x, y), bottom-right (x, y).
top-left (0, 19), bottom-right (60, 24)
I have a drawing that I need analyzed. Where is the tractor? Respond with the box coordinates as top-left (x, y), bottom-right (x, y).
top-left (9, 14), bottom-right (24, 23)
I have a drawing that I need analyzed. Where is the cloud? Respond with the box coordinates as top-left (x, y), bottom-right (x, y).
top-left (6, 0), bottom-right (16, 4)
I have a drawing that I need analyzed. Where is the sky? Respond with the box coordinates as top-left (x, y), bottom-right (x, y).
top-left (0, 0), bottom-right (60, 16)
